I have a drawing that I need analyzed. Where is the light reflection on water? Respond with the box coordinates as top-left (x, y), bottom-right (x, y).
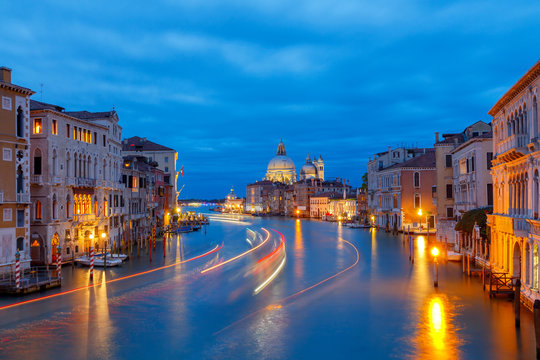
top-left (0, 215), bottom-right (537, 359)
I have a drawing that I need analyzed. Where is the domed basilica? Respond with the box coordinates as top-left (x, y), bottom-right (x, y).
top-left (265, 140), bottom-right (324, 184)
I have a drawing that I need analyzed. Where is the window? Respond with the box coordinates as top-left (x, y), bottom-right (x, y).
top-left (16, 210), bottom-right (24, 227)
top-left (414, 194), bottom-right (421, 208)
top-left (487, 152), bottom-right (493, 170)
top-left (165, 167), bottom-right (169, 172)
top-left (73, 126), bottom-right (77, 139)
top-left (35, 200), bottom-right (42, 220)
top-left (33, 118), bottom-right (42, 134)
top-left (3, 148), bottom-right (11, 161)
top-left (2, 96), bottom-right (12, 110)
top-left (16, 106), bottom-right (24, 137)
top-left (34, 150), bottom-right (42, 175)
top-left (378, 161), bottom-right (383, 170)
top-left (52, 119), bottom-right (58, 135)
top-left (3, 208), bottom-right (12, 222)
top-left (414, 172), bottom-right (420, 188)
top-left (445, 154), bottom-right (452, 168)
top-left (94, 132), bottom-right (97, 144)
top-left (487, 183), bottom-right (493, 206)
top-left (16, 237), bottom-right (24, 251)
top-left (446, 184), bottom-right (453, 199)
top-left (165, 156), bottom-right (169, 163)
top-left (103, 134), bottom-right (106, 146)
top-left (466, 159), bottom-right (470, 173)
top-left (446, 207), bottom-right (454, 218)
top-left (472, 131), bottom-right (479, 137)
top-left (88, 131), bottom-right (92, 144)
top-left (66, 124), bottom-right (70, 138)
top-left (471, 156), bottom-right (475, 172)
top-left (78, 128), bottom-right (82, 141)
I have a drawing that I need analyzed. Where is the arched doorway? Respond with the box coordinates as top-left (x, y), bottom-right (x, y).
top-left (30, 233), bottom-right (44, 265)
top-left (51, 233), bottom-right (60, 263)
top-left (512, 241), bottom-right (521, 278)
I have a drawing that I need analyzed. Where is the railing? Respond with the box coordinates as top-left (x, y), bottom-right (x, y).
top-left (73, 213), bottom-right (96, 223)
top-left (51, 176), bottom-right (62, 185)
top-left (31, 175), bottom-right (43, 185)
top-left (76, 178), bottom-right (96, 187)
top-left (488, 272), bottom-right (517, 297)
top-left (497, 134), bottom-right (529, 155)
top-left (514, 218), bottom-right (530, 237)
top-left (16, 193), bottom-right (30, 203)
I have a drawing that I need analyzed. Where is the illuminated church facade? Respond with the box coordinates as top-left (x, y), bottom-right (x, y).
top-left (265, 139), bottom-right (324, 184)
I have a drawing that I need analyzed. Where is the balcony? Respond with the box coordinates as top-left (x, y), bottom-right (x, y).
top-left (16, 193), bottom-right (30, 203)
top-left (51, 176), bottom-right (62, 185)
top-left (73, 213), bottom-right (96, 224)
top-left (76, 178), bottom-right (96, 187)
top-left (513, 218), bottom-right (530, 238)
top-left (496, 134), bottom-right (528, 162)
top-left (31, 175), bottom-right (43, 185)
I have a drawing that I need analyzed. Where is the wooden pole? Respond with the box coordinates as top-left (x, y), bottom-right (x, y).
top-left (467, 253), bottom-right (470, 276)
top-left (515, 279), bottom-right (521, 328)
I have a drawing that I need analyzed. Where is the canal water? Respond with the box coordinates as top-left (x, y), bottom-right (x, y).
top-left (0, 213), bottom-right (535, 359)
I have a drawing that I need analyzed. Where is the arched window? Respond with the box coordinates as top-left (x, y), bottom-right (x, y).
top-left (414, 172), bottom-right (420, 188)
top-left (66, 195), bottom-right (71, 218)
top-left (33, 148), bottom-right (42, 175)
top-left (94, 196), bottom-right (98, 215)
top-left (52, 149), bottom-right (57, 176)
top-left (16, 106), bottom-right (24, 137)
top-left (104, 197), bottom-right (108, 216)
top-left (534, 244), bottom-right (539, 291)
top-left (66, 152), bottom-right (71, 177)
top-left (35, 200), bottom-right (42, 220)
top-left (52, 194), bottom-right (57, 219)
top-left (103, 159), bottom-right (107, 180)
top-left (16, 165), bottom-right (23, 193)
top-left (74, 153), bottom-right (78, 178)
top-left (94, 157), bottom-right (98, 180)
top-left (16, 237), bottom-right (24, 251)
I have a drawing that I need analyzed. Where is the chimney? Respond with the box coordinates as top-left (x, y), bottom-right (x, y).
top-left (435, 132), bottom-right (439, 143)
top-left (142, 137), bottom-right (147, 142)
top-left (0, 67), bottom-right (12, 83)
top-left (388, 146), bottom-right (391, 153)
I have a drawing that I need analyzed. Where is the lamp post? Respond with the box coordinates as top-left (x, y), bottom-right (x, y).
top-left (432, 246), bottom-right (439, 287)
top-left (101, 232), bottom-right (107, 269)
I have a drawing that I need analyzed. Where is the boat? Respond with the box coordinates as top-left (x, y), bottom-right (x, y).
top-left (75, 255), bottom-right (123, 267)
top-left (447, 251), bottom-right (463, 262)
top-left (94, 252), bottom-right (128, 262)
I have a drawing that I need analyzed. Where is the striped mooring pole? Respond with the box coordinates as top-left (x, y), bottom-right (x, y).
top-left (90, 247), bottom-right (94, 280)
top-left (56, 245), bottom-right (62, 281)
top-left (15, 249), bottom-right (21, 290)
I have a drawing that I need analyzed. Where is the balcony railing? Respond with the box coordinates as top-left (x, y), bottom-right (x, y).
top-left (497, 134), bottom-right (528, 156)
top-left (51, 176), bottom-right (62, 185)
top-left (16, 193), bottom-right (30, 203)
top-left (514, 218), bottom-right (530, 237)
top-left (31, 175), bottom-right (43, 185)
top-left (73, 213), bottom-right (96, 223)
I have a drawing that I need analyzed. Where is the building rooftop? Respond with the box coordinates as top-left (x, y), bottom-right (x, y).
top-left (122, 136), bottom-right (175, 152)
top-left (385, 150), bottom-right (436, 169)
top-left (65, 110), bottom-right (116, 120)
top-left (30, 99), bottom-right (65, 112)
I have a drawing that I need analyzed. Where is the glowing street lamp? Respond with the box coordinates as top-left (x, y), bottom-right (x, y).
top-left (432, 247), bottom-right (439, 287)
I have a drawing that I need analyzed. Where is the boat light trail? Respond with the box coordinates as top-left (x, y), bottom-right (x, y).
top-left (257, 229), bottom-right (285, 264)
top-left (201, 228), bottom-right (270, 274)
top-left (214, 238), bottom-right (359, 335)
top-left (253, 255), bottom-right (286, 294)
top-left (0, 243), bottom-right (223, 312)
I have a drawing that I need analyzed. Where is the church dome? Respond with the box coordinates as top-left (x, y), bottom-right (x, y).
top-left (266, 139), bottom-right (296, 184)
top-left (300, 154), bottom-right (318, 179)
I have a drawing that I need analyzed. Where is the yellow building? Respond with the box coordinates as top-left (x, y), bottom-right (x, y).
top-left (0, 67), bottom-right (34, 272)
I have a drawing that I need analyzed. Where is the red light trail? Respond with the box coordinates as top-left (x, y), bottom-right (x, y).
top-left (0, 243), bottom-right (223, 312)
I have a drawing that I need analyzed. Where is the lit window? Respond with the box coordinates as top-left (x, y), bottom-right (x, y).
top-left (52, 119), bottom-right (58, 135)
top-left (33, 118), bottom-right (42, 134)
top-left (35, 200), bottom-right (42, 220)
top-left (66, 124), bottom-right (70, 138)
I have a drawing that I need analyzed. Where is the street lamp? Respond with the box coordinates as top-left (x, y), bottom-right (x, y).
top-left (101, 232), bottom-right (107, 268)
top-left (432, 247), bottom-right (439, 287)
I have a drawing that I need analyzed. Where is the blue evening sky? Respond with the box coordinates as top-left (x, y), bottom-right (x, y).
top-left (2, 1), bottom-right (539, 199)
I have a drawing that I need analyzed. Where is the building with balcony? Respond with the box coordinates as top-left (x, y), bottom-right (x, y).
top-left (122, 136), bottom-right (178, 209)
top-left (488, 60), bottom-right (540, 309)
top-left (29, 100), bottom-right (123, 264)
top-left (0, 67), bottom-right (34, 272)
top-left (434, 121), bottom-right (492, 243)
top-left (368, 146), bottom-right (435, 231)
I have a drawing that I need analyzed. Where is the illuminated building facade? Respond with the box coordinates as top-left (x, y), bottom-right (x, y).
top-left (224, 187), bottom-right (244, 213)
top-left (0, 67), bottom-right (34, 272)
top-left (30, 100), bottom-right (123, 263)
top-left (488, 60), bottom-right (540, 309)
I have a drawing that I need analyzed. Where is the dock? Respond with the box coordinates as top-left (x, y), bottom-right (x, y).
top-left (0, 266), bottom-right (61, 295)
